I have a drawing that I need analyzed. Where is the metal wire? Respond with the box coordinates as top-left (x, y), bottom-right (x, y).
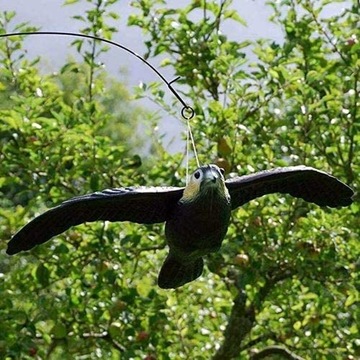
top-left (0, 31), bottom-right (195, 120)
top-left (0, 30), bottom-right (200, 176)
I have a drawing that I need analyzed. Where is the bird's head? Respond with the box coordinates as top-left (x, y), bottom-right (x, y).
top-left (181, 164), bottom-right (230, 202)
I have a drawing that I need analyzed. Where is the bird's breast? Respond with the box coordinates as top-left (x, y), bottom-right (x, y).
top-left (165, 192), bottom-right (231, 260)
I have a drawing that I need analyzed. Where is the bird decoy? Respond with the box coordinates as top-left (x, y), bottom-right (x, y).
top-left (6, 164), bottom-right (354, 289)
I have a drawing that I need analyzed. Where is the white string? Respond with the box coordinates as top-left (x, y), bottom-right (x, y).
top-left (185, 120), bottom-right (200, 185)
top-left (187, 120), bottom-right (200, 168)
top-left (186, 124), bottom-right (190, 185)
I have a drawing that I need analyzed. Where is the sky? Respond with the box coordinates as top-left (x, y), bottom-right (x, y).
top-left (0, 0), bottom-right (349, 152)
top-left (0, 1), bottom-right (283, 71)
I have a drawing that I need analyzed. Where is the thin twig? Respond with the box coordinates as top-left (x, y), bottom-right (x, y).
top-left (82, 331), bottom-right (126, 352)
top-left (250, 345), bottom-right (305, 360)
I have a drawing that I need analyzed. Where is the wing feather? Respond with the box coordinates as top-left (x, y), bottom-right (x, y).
top-left (226, 166), bottom-right (354, 209)
top-left (7, 186), bottom-right (184, 255)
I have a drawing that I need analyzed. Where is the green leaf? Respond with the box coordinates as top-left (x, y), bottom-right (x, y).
top-left (64, 0), bottom-right (80, 4)
top-left (51, 323), bottom-right (67, 339)
top-left (345, 293), bottom-right (358, 307)
top-left (293, 321), bottom-right (302, 330)
top-left (108, 322), bottom-right (122, 339)
top-left (35, 264), bottom-right (50, 287)
top-left (223, 10), bottom-right (247, 26)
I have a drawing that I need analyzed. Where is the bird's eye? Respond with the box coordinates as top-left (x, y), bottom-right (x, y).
top-left (194, 171), bottom-right (201, 180)
top-left (220, 168), bottom-right (225, 175)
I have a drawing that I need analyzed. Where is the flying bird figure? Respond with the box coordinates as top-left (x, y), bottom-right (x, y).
top-left (7, 164), bottom-right (353, 288)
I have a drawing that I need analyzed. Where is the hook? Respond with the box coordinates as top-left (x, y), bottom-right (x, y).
top-left (181, 106), bottom-right (195, 120)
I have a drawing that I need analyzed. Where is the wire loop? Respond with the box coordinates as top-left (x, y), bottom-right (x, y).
top-left (181, 106), bottom-right (195, 120)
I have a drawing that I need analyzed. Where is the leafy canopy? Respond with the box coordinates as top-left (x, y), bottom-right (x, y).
top-left (0, 1), bottom-right (359, 359)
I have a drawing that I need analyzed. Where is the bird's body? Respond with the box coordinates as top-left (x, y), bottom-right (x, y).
top-left (160, 165), bottom-right (231, 287)
top-left (6, 164), bottom-right (354, 289)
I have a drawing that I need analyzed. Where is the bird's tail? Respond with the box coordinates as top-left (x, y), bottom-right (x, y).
top-left (157, 254), bottom-right (204, 289)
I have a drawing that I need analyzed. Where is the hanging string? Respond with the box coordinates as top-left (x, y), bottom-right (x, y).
top-left (185, 125), bottom-right (190, 185)
top-left (184, 115), bottom-right (200, 185)
top-left (187, 120), bottom-right (200, 168)
top-left (180, 105), bottom-right (199, 184)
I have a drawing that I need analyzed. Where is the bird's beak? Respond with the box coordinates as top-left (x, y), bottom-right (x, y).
top-left (202, 168), bottom-right (220, 187)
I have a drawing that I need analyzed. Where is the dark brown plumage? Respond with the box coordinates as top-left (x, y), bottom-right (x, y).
top-left (6, 164), bottom-right (354, 288)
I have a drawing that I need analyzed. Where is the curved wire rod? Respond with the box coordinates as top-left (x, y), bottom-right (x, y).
top-left (0, 31), bottom-right (194, 118)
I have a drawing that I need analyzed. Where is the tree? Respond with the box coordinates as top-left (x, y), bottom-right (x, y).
top-left (0, 0), bottom-right (359, 359)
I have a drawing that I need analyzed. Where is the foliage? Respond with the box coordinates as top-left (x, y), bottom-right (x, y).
top-left (0, 0), bottom-right (359, 359)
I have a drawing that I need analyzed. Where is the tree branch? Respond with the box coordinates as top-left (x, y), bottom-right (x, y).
top-left (212, 289), bottom-right (255, 360)
top-left (240, 333), bottom-right (278, 352)
top-left (82, 331), bottom-right (125, 353)
top-left (213, 266), bottom-right (295, 360)
top-left (250, 345), bottom-right (305, 360)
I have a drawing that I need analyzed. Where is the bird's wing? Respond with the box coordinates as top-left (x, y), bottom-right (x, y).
top-left (225, 166), bottom-right (354, 209)
top-left (7, 186), bottom-right (184, 255)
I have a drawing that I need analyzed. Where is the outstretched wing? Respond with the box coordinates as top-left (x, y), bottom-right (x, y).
top-left (7, 186), bottom-right (184, 255)
top-left (225, 166), bottom-right (354, 209)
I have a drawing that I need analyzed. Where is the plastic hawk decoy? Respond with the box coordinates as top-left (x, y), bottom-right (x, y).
top-left (6, 164), bottom-right (354, 288)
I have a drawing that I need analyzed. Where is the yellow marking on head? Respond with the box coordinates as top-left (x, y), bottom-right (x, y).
top-left (182, 177), bottom-right (201, 202)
